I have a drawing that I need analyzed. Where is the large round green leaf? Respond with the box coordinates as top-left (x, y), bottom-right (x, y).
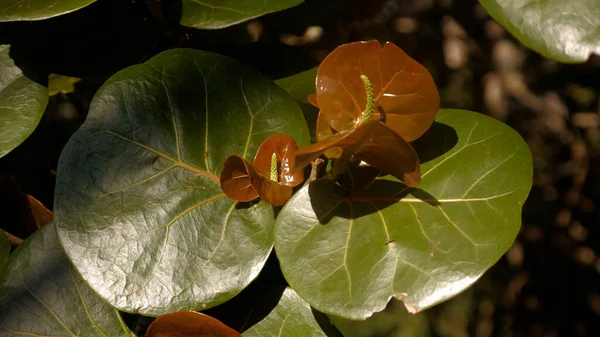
top-left (182, 0), bottom-right (303, 29)
top-left (0, 0), bottom-right (94, 21)
top-left (0, 224), bottom-right (131, 337)
top-left (0, 45), bottom-right (48, 158)
top-left (242, 287), bottom-right (328, 337)
top-left (479, 0), bottom-right (600, 63)
top-left (275, 109), bottom-right (533, 319)
top-left (54, 48), bottom-right (310, 316)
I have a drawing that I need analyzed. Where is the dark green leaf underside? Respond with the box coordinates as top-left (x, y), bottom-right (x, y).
top-left (0, 230), bottom-right (9, 272)
top-left (275, 109), bottom-right (533, 319)
top-left (479, 0), bottom-right (600, 63)
top-left (0, 224), bottom-right (131, 337)
top-left (0, 0), bottom-right (94, 21)
top-left (0, 45), bottom-right (48, 158)
top-left (182, 0), bottom-right (303, 29)
top-left (54, 48), bottom-right (309, 316)
top-left (242, 287), bottom-right (328, 337)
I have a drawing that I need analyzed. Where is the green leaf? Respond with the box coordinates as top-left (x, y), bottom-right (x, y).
top-left (182, 0), bottom-right (303, 29)
top-left (0, 45), bottom-right (48, 158)
top-left (49, 74), bottom-right (81, 96)
top-left (275, 109), bottom-right (533, 319)
top-left (54, 48), bottom-right (310, 316)
top-left (242, 287), bottom-right (328, 337)
top-left (479, 0), bottom-right (600, 63)
top-left (274, 67), bottom-right (317, 103)
top-left (0, 224), bottom-right (131, 336)
top-left (0, 0), bottom-right (94, 21)
top-left (0, 230), bottom-right (9, 271)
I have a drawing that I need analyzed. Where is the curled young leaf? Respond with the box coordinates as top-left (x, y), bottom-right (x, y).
top-left (221, 134), bottom-right (303, 206)
top-left (253, 134), bottom-right (303, 187)
top-left (294, 119), bottom-right (421, 187)
top-left (146, 311), bottom-right (241, 337)
top-left (316, 40), bottom-right (439, 141)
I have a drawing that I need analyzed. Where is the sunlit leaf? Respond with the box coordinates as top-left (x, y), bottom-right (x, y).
top-left (147, 311), bottom-right (241, 337)
top-left (0, 224), bottom-right (131, 336)
top-left (276, 109), bottom-right (533, 319)
top-left (0, 45), bottom-right (48, 158)
top-left (222, 134), bottom-right (304, 206)
top-left (181, 0), bottom-right (303, 29)
top-left (242, 288), bottom-right (329, 337)
top-left (54, 48), bottom-right (309, 315)
top-left (0, 0), bottom-right (95, 21)
top-left (294, 119), bottom-right (421, 187)
top-left (315, 40), bottom-right (439, 141)
top-left (479, 0), bottom-right (600, 63)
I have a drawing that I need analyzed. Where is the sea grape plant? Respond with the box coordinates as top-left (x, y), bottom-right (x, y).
top-left (0, 40), bottom-right (533, 335)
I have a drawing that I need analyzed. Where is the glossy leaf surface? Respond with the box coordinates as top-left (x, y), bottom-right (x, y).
top-left (221, 154), bottom-right (293, 207)
top-left (147, 311), bottom-right (241, 337)
top-left (316, 40), bottom-right (439, 141)
top-left (276, 109), bottom-right (533, 319)
top-left (0, 45), bottom-right (48, 158)
top-left (0, 224), bottom-right (131, 336)
top-left (294, 119), bottom-right (421, 187)
top-left (0, 0), bottom-right (95, 21)
top-left (242, 288), bottom-right (328, 337)
top-left (253, 134), bottom-right (303, 187)
top-left (182, 0), bottom-right (303, 29)
top-left (0, 230), bottom-right (8, 271)
top-left (479, 0), bottom-right (600, 63)
top-left (54, 49), bottom-right (309, 315)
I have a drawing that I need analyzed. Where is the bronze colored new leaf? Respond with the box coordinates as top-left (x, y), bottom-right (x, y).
top-left (146, 311), bottom-right (241, 337)
top-left (315, 40), bottom-right (439, 141)
top-left (294, 119), bottom-right (421, 187)
top-left (220, 134), bottom-right (303, 206)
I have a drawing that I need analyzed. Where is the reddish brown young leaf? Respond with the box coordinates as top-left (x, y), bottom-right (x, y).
top-left (315, 112), bottom-right (342, 159)
top-left (253, 134), bottom-right (303, 187)
top-left (316, 40), bottom-right (439, 142)
top-left (146, 311), bottom-right (241, 337)
top-left (294, 119), bottom-right (421, 187)
top-left (220, 155), bottom-right (260, 202)
top-left (26, 194), bottom-right (53, 229)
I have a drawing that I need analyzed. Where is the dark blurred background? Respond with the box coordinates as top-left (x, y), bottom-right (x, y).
top-left (1, 0), bottom-right (599, 336)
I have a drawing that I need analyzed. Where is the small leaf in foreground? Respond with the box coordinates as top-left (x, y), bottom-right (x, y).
top-left (242, 287), bottom-right (330, 337)
top-left (49, 74), bottom-right (82, 96)
top-left (147, 311), bottom-right (241, 337)
top-left (0, 224), bottom-right (131, 336)
top-left (315, 40), bottom-right (439, 141)
top-left (276, 109), bottom-right (533, 319)
top-left (0, 45), bottom-right (48, 158)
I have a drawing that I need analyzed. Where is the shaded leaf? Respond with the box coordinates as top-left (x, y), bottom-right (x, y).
top-left (0, 0), bottom-right (95, 21)
top-left (182, 0), bottom-right (303, 29)
top-left (26, 194), bottom-right (53, 229)
top-left (479, 0), bottom-right (600, 63)
top-left (274, 67), bottom-right (318, 103)
top-left (0, 230), bottom-right (8, 271)
top-left (275, 109), bottom-right (533, 319)
top-left (54, 49), bottom-right (309, 315)
top-left (315, 40), bottom-right (439, 141)
top-left (242, 288), bottom-right (329, 337)
top-left (0, 224), bottom-right (131, 336)
top-left (315, 112), bottom-right (341, 159)
top-left (294, 119), bottom-right (421, 187)
top-left (147, 311), bottom-right (241, 337)
top-left (0, 45), bottom-right (48, 158)
top-left (48, 74), bottom-right (81, 96)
